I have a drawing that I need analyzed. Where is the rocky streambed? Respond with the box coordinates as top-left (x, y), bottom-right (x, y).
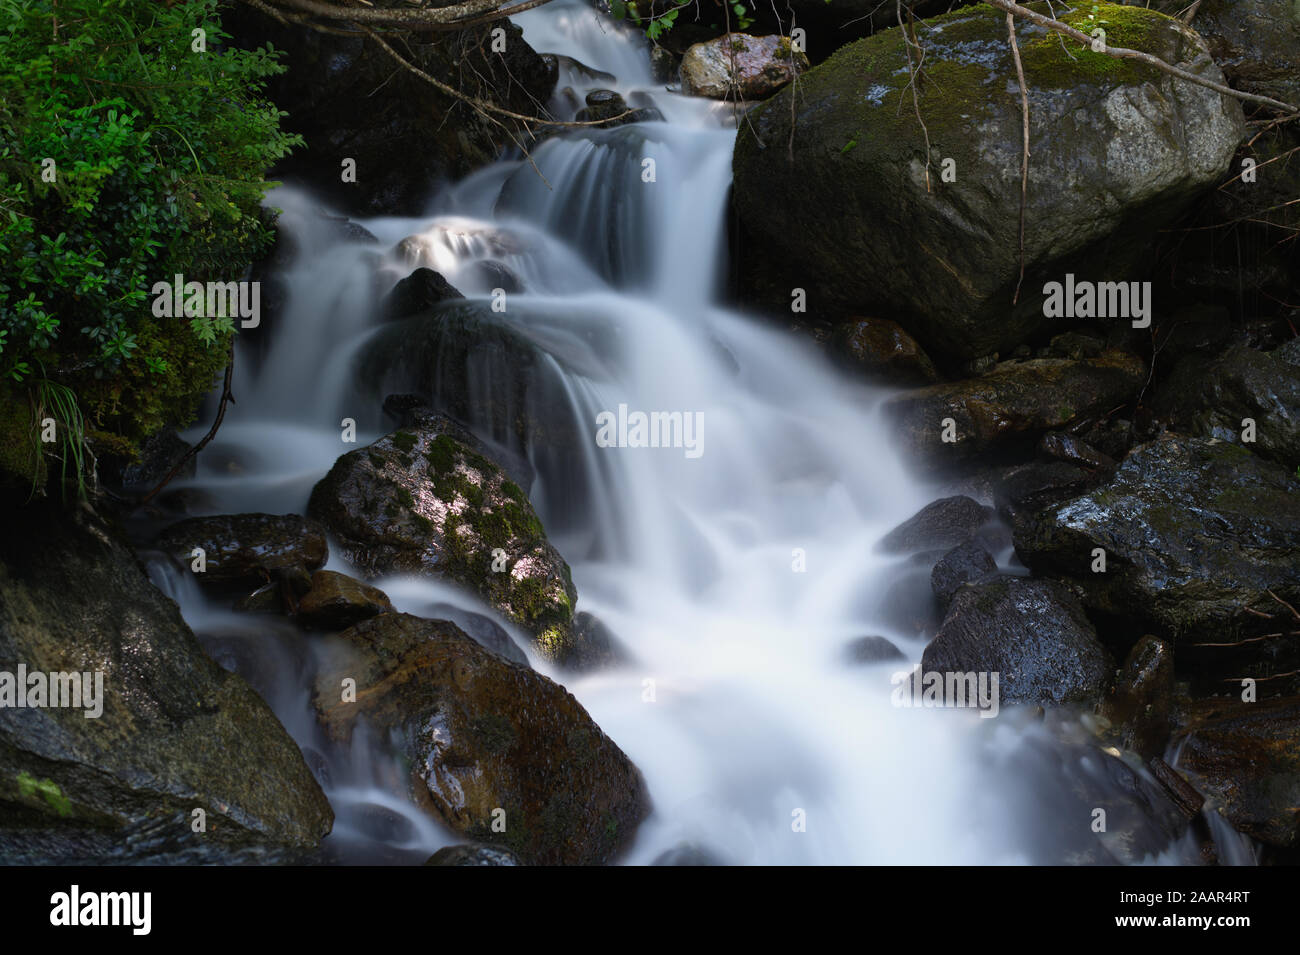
top-left (3, 0), bottom-right (1298, 866)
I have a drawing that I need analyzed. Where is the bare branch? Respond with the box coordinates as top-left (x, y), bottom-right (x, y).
top-left (984, 0), bottom-right (1299, 115)
top-left (264, 0), bottom-right (553, 31)
top-left (1006, 10), bottom-right (1030, 304)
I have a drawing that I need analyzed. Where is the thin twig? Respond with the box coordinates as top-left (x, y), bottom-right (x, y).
top-left (141, 340), bottom-right (236, 505)
top-left (1007, 11), bottom-right (1030, 303)
top-left (984, 0), bottom-right (1299, 115)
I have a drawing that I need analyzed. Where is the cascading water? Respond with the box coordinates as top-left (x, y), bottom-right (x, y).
top-left (149, 0), bottom-right (1254, 864)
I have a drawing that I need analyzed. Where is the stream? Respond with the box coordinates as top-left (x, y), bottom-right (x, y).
top-left (145, 1), bottom-right (1255, 866)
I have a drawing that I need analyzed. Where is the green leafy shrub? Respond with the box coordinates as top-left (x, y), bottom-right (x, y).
top-left (0, 0), bottom-right (300, 494)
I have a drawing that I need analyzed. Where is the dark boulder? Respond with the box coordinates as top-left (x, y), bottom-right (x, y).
top-left (0, 504), bottom-right (333, 856)
top-left (877, 495), bottom-right (993, 555)
top-left (921, 576), bottom-right (1114, 707)
top-left (383, 268), bottom-right (464, 320)
top-left (296, 570), bottom-right (395, 631)
top-left (733, 3), bottom-right (1242, 364)
top-left (154, 513), bottom-right (328, 592)
top-left (1153, 343), bottom-right (1300, 468)
top-left (1172, 696), bottom-right (1300, 848)
top-left (1015, 434), bottom-right (1300, 641)
top-left (882, 351), bottom-right (1146, 469)
top-left (930, 540), bottom-right (997, 607)
top-left (830, 317), bottom-right (941, 386)
top-left (312, 613), bottom-right (650, 865)
top-left (425, 843), bottom-right (523, 866)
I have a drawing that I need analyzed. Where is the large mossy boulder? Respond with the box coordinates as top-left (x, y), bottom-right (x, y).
top-left (1016, 434), bottom-right (1300, 640)
top-left (0, 504), bottom-right (333, 856)
top-left (732, 2), bottom-right (1243, 364)
top-left (312, 613), bottom-right (650, 865)
top-left (307, 418), bottom-right (578, 662)
top-left (882, 350), bottom-right (1146, 468)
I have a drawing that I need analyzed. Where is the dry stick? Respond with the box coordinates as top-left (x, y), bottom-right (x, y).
top-left (1007, 11), bottom-right (1030, 304)
top-left (141, 341), bottom-right (235, 506)
top-left (363, 25), bottom-right (639, 131)
top-left (899, 0), bottom-right (933, 192)
top-left (984, 0), bottom-right (1299, 115)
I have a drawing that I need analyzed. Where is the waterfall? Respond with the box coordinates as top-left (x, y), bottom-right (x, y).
top-left (154, 0), bottom-right (1252, 865)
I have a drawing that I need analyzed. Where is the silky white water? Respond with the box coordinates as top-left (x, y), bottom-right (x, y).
top-left (150, 0), bottom-right (1249, 865)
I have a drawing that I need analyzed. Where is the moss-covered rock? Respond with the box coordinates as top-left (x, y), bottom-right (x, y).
top-left (0, 502), bottom-right (333, 855)
top-left (1015, 433), bottom-right (1300, 642)
top-left (307, 418), bottom-right (578, 661)
top-left (312, 613), bottom-right (649, 865)
top-left (882, 349), bottom-right (1147, 468)
top-left (733, 2), bottom-right (1243, 363)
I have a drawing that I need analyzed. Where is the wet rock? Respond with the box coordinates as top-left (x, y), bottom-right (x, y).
top-left (573, 88), bottom-right (663, 128)
top-left (567, 611), bottom-right (632, 671)
top-left (883, 352), bottom-right (1146, 468)
top-left (154, 513), bottom-right (328, 590)
top-left (1016, 434), bottom-right (1300, 641)
top-left (423, 603), bottom-right (531, 668)
top-left (0, 503), bottom-right (333, 855)
top-left (733, 4), bottom-right (1242, 363)
top-left (234, 581), bottom-right (284, 615)
top-left (297, 570), bottom-right (394, 631)
top-left (1172, 696), bottom-right (1300, 848)
top-left (1153, 344), bottom-right (1300, 468)
top-left (829, 317), bottom-right (941, 386)
top-left (383, 267), bottom-right (464, 319)
top-left (652, 842), bottom-right (725, 865)
top-left (307, 422), bottom-right (578, 661)
top-left (930, 541), bottom-right (997, 607)
top-left (998, 730), bottom-right (1192, 863)
top-left (922, 577), bottom-right (1114, 707)
top-left (679, 33), bottom-right (807, 99)
top-left (1102, 635), bottom-right (1175, 759)
top-left (992, 460), bottom-right (1098, 526)
top-left (877, 566), bottom-right (942, 637)
top-left (844, 635), bottom-right (905, 664)
top-left (312, 613), bottom-right (650, 865)
top-left (877, 495), bottom-right (993, 555)
top-left (358, 302), bottom-right (586, 461)
top-left (1044, 331), bottom-right (1106, 361)
top-left (1038, 432), bottom-right (1116, 471)
top-left (469, 260), bottom-right (526, 294)
top-left (426, 843), bottom-right (523, 866)
top-left (649, 45), bottom-right (678, 83)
